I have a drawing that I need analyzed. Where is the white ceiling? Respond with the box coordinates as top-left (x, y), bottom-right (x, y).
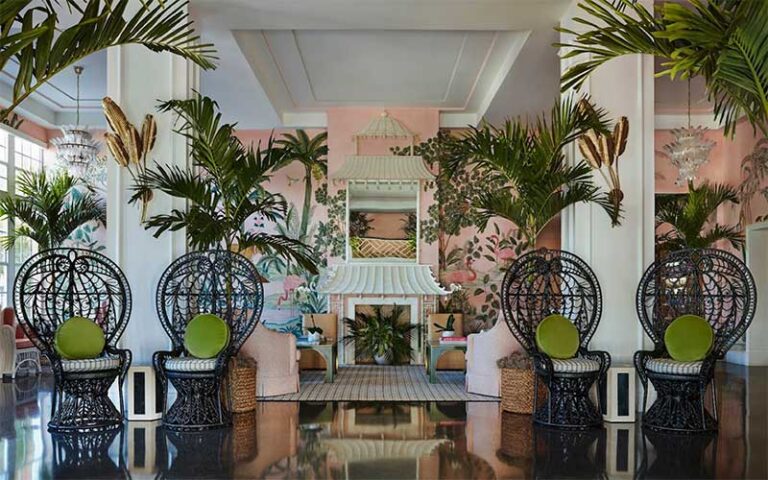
top-left (196, 0), bottom-right (571, 129)
top-left (10, 0), bottom-right (708, 131)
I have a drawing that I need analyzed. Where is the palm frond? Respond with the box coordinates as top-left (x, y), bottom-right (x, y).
top-left (1, 0), bottom-right (217, 121)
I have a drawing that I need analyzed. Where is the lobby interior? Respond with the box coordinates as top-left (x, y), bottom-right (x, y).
top-left (2, 0), bottom-right (768, 478)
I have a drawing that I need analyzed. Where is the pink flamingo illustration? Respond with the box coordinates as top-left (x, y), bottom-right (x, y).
top-left (444, 258), bottom-right (477, 285)
top-left (277, 275), bottom-right (304, 306)
top-left (489, 234), bottom-right (516, 262)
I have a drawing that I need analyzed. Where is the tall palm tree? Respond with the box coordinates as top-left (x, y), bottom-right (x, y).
top-left (449, 96), bottom-right (621, 248)
top-left (1, 0), bottom-right (216, 123)
top-left (138, 94), bottom-right (318, 275)
top-left (559, 0), bottom-right (768, 137)
top-left (0, 169), bottom-right (105, 250)
top-left (656, 182), bottom-right (743, 252)
top-left (274, 130), bottom-right (328, 239)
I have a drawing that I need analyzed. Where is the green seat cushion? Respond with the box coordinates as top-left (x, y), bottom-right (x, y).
top-left (54, 316), bottom-right (106, 360)
top-left (184, 313), bottom-right (229, 359)
top-left (535, 314), bottom-right (580, 359)
top-left (664, 314), bottom-right (713, 362)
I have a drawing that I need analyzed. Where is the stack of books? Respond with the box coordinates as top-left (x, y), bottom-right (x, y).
top-left (297, 335), bottom-right (320, 346)
top-left (439, 336), bottom-right (467, 344)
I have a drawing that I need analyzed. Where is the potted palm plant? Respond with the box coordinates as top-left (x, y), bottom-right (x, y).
top-left (135, 94), bottom-right (318, 274)
top-left (655, 182), bottom-right (744, 253)
top-left (449, 96), bottom-right (625, 249)
top-left (343, 305), bottom-right (419, 365)
top-left (0, 170), bottom-right (105, 250)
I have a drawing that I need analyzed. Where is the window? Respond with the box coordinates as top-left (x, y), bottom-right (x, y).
top-left (0, 129), bottom-right (45, 306)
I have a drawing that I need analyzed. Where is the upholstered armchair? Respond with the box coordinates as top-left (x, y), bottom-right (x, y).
top-left (635, 248), bottom-right (756, 433)
top-left (154, 250), bottom-right (263, 431)
top-left (13, 248), bottom-right (132, 433)
top-left (0, 307), bottom-right (41, 379)
top-left (501, 248), bottom-right (610, 428)
top-left (242, 323), bottom-right (300, 397)
top-left (465, 315), bottom-right (522, 397)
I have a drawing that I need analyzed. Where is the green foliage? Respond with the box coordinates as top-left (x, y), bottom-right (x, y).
top-left (274, 130), bottom-right (328, 238)
top-left (393, 131), bottom-right (501, 270)
top-left (348, 211), bottom-right (372, 238)
top-left (0, 169), bottom-right (105, 250)
top-left (139, 94), bottom-right (318, 274)
top-left (738, 139), bottom-right (768, 224)
top-left (451, 96), bottom-right (619, 247)
top-left (0, 0), bottom-right (216, 122)
top-left (560, 0), bottom-right (768, 137)
top-left (433, 313), bottom-right (455, 333)
top-left (342, 305), bottom-right (419, 364)
top-left (313, 184), bottom-right (346, 258)
top-left (293, 275), bottom-right (328, 315)
top-left (656, 182), bottom-right (744, 251)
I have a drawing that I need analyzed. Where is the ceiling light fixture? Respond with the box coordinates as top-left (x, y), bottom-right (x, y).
top-left (51, 65), bottom-right (101, 177)
top-left (663, 79), bottom-right (716, 186)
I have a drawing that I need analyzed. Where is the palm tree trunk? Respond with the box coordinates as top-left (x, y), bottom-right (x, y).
top-left (300, 165), bottom-right (312, 238)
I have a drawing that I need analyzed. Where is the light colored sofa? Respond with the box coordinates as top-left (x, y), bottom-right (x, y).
top-left (465, 315), bottom-right (522, 397)
top-left (241, 323), bottom-right (301, 397)
top-left (0, 307), bottom-right (40, 379)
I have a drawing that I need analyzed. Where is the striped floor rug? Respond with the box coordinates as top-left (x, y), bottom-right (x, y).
top-left (258, 365), bottom-right (499, 402)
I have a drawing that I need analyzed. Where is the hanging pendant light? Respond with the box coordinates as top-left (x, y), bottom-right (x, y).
top-left (51, 66), bottom-right (101, 177)
top-left (663, 79), bottom-right (716, 186)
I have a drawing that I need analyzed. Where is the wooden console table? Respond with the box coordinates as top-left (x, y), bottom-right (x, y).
top-left (297, 342), bottom-right (337, 383)
top-left (426, 340), bottom-right (467, 383)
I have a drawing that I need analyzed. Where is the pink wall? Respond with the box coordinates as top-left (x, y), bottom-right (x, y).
top-left (655, 118), bottom-right (766, 248)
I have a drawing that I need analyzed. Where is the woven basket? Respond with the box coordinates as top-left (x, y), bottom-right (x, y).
top-left (500, 366), bottom-right (543, 414)
top-left (225, 356), bottom-right (257, 413)
top-left (498, 411), bottom-right (535, 467)
top-left (232, 412), bottom-right (258, 462)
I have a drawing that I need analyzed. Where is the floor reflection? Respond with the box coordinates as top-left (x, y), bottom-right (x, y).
top-left (1, 365), bottom-right (766, 479)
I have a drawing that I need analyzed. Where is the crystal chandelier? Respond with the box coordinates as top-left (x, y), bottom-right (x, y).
top-left (52, 66), bottom-right (101, 177)
top-left (663, 80), bottom-right (716, 186)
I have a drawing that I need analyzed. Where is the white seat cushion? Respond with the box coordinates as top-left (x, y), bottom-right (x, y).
top-left (62, 356), bottom-right (120, 372)
top-left (646, 358), bottom-right (703, 376)
top-left (165, 357), bottom-right (217, 372)
top-left (551, 358), bottom-right (600, 373)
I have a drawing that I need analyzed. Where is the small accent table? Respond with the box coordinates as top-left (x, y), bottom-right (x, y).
top-left (426, 340), bottom-right (467, 383)
top-left (297, 342), bottom-right (337, 383)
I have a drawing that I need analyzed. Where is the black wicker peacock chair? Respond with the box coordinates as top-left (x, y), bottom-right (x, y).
top-left (13, 248), bottom-right (132, 433)
top-left (153, 250), bottom-right (263, 431)
top-left (634, 248), bottom-right (756, 433)
top-left (501, 248), bottom-right (610, 429)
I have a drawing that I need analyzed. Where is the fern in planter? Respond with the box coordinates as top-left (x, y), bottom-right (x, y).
top-left (342, 305), bottom-right (419, 365)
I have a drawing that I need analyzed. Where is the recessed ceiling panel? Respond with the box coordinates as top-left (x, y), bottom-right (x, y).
top-left (290, 30), bottom-right (465, 104)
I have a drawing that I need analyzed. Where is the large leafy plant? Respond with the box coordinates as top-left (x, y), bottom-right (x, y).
top-left (137, 95), bottom-right (318, 274)
top-left (560, 0), bottom-right (768, 138)
top-left (449, 96), bottom-right (623, 248)
top-left (342, 305), bottom-right (418, 364)
top-left (1, 0), bottom-right (216, 123)
top-left (0, 169), bottom-right (105, 250)
top-left (656, 182), bottom-right (743, 252)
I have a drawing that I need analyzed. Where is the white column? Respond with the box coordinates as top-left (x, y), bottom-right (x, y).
top-left (560, 0), bottom-right (656, 363)
top-left (106, 43), bottom-right (197, 364)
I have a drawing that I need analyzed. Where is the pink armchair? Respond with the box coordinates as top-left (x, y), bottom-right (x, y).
top-left (242, 323), bottom-right (301, 397)
top-left (465, 315), bottom-right (522, 397)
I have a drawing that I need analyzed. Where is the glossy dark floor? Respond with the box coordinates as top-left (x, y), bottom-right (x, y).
top-left (2, 364), bottom-right (767, 479)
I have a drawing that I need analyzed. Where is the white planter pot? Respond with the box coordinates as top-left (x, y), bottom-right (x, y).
top-left (441, 330), bottom-right (455, 338)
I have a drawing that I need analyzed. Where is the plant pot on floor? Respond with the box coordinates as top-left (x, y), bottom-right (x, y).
top-left (374, 354), bottom-right (391, 365)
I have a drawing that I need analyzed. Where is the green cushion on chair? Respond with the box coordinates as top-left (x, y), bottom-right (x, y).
top-left (535, 314), bottom-right (580, 359)
top-left (54, 316), bottom-right (106, 360)
top-left (184, 313), bottom-right (229, 359)
top-left (664, 314), bottom-right (713, 362)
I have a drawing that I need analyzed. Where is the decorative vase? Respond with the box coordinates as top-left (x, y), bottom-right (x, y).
top-left (374, 353), bottom-right (391, 365)
top-left (307, 332), bottom-right (321, 343)
top-left (441, 330), bottom-right (455, 338)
